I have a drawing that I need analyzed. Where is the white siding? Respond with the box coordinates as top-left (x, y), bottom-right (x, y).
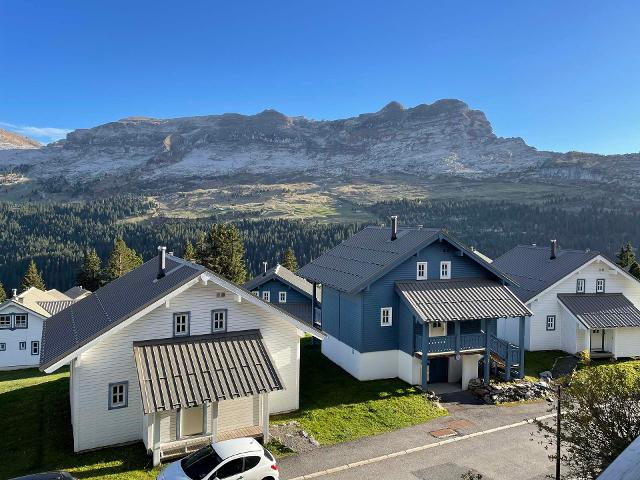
top-left (0, 304), bottom-right (44, 370)
top-left (70, 281), bottom-right (301, 452)
top-left (613, 328), bottom-right (640, 358)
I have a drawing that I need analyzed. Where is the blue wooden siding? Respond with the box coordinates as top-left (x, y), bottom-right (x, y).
top-left (253, 279), bottom-right (309, 304)
top-left (321, 286), bottom-right (362, 351)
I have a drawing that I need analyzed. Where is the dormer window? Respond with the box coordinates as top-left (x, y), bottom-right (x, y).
top-left (440, 261), bottom-right (451, 279)
top-left (576, 279), bottom-right (586, 294)
top-left (173, 312), bottom-right (190, 336)
top-left (596, 279), bottom-right (605, 293)
top-left (416, 262), bottom-right (428, 280)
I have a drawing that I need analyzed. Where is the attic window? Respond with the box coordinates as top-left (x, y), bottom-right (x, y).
top-left (173, 312), bottom-right (190, 336)
top-left (440, 261), bottom-right (451, 279)
top-left (262, 291), bottom-right (271, 303)
top-left (0, 315), bottom-right (11, 329)
top-left (576, 279), bottom-right (586, 294)
top-left (416, 262), bottom-right (427, 280)
top-left (279, 291), bottom-right (287, 303)
top-left (14, 314), bottom-right (28, 329)
top-left (596, 279), bottom-right (605, 293)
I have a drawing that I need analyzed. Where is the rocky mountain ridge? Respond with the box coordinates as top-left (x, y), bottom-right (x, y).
top-left (0, 128), bottom-right (41, 150)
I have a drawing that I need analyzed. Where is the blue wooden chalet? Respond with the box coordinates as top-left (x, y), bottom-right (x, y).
top-left (298, 217), bottom-right (531, 391)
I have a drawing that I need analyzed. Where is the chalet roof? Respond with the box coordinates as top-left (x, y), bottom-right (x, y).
top-left (298, 226), bottom-right (511, 294)
top-left (558, 293), bottom-right (640, 329)
top-left (492, 245), bottom-right (600, 302)
top-left (133, 330), bottom-right (283, 414)
top-left (64, 286), bottom-right (91, 300)
top-left (396, 279), bottom-right (531, 323)
top-left (244, 264), bottom-right (319, 301)
top-left (37, 300), bottom-right (76, 316)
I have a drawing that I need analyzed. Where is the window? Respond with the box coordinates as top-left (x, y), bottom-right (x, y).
top-left (216, 292), bottom-right (226, 298)
top-left (0, 315), bottom-right (11, 329)
top-left (243, 456), bottom-right (261, 471)
top-left (440, 261), bottom-right (451, 279)
top-left (279, 291), bottom-right (287, 303)
top-left (14, 314), bottom-right (28, 329)
top-left (19, 341), bottom-right (26, 350)
top-left (109, 382), bottom-right (128, 409)
top-left (262, 291), bottom-right (270, 302)
top-left (31, 341), bottom-right (39, 355)
top-left (416, 261), bottom-right (428, 280)
top-left (576, 278), bottom-right (586, 293)
top-left (596, 279), bottom-right (605, 293)
top-left (215, 458), bottom-right (244, 479)
top-left (212, 309), bottom-right (227, 332)
top-left (380, 307), bottom-right (392, 327)
top-left (174, 312), bottom-right (190, 336)
top-left (546, 315), bottom-right (556, 331)
top-left (0, 343), bottom-right (5, 351)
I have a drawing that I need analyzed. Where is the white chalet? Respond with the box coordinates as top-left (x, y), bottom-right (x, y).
top-left (39, 248), bottom-right (324, 466)
top-left (494, 241), bottom-right (640, 358)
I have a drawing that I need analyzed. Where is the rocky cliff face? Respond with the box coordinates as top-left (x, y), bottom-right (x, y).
top-left (0, 100), bottom-right (636, 193)
top-left (0, 128), bottom-right (41, 150)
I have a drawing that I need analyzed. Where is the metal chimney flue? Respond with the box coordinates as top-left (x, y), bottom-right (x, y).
top-left (11, 288), bottom-right (17, 298)
top-left (263, 261), bottom-right (268, 275)
top-left (550, 239), bottom-right (557, 260)
top-left (157, 246), bottom-right (167, 279)
top-left (391, 216), bottom-right (398, 241)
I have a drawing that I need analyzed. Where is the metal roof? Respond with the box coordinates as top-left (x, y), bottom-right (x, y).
top-left (396, 279), bottom-right (531, 323)
top-left (277, 303), bottom-right (314, 324)
top-left (244, 264), bottom-right (319, 300)
top-left (492, 245), bottom-right (600, 302)
top-left (133, 330), bottom-right (283, 414)
top-left (558, 293), bottom-right (640, 329)
top-left (37, 300), bottom-right (76, 316)
top-left (40, 256), bottom-right (204, 370)
top-left (64, 286), bottom-right (91, 300)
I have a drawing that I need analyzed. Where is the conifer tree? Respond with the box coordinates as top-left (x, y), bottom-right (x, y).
top-left (616, 242), bottom-right (636, 268)
top-left (281, 247), bottom-right (299, 272)
top-left (0, 281), bottom-right (6, 303)
top-left (630, 261), bottom-right (640, 281)
top-left (104, 238), bottom-right (143, 282)
top-left (198, 223), bottom-right (247, 283)
top-left (21, 259), bottom-right (46, 291)
top-left (77, 248), bottom-right (103, 291)
top-left (183, 241), bottom-right (196, 262)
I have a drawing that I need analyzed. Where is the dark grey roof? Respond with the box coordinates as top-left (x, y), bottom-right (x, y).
top-left (298, 226), bottom-right (510, 294)
top-left (40, 256), bottom-right (204, 370)
top-left (396, 279), bottom-right (531, 323)
top-left (37, 300), bottom-right (75, 316)
top-left (558, 293), bottom-right (640, 329)
top-left (492, 245), bottom-right (600, 302)
top-left (244, 264), bottom-right (319, 300)
top-left (133, 330), bottom-right (283, 414)
top-left (64, 286), bottom-right (89, 299)
top-left (278, 303), bottom-right (314, 324)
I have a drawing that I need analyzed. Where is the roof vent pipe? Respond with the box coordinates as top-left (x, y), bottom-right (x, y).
top-left (550, 239), bottom-right (557, 260)
top-left (391, 216), bottom-right (398, 241)
top-left (263, 262), bottom-right (268, 275)
top-left (157, 246), bottom-right (167, 279)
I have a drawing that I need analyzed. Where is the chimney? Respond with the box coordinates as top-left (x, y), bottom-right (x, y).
top-left (157, 246), bottom-right (167, 279)
top-left (263, 262), bottom-right (268, 275)
top-left (550, 239), bottom-right (557, 260)
top-left (391, 216), bottom-right (398, 241)
top-left (11, 288), bottom-right (17, 298)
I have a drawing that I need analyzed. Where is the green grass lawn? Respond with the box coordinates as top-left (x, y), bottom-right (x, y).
top-left (523, 350), bottom-right (567, 381)
top-left (273, 339), bottom-right (447, 445)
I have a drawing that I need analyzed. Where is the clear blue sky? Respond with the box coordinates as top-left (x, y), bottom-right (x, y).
top-left (1, 1), bottom-right (639, 154)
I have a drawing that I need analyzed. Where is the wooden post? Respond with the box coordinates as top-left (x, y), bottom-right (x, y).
top-left (482, 319), bottom-right (490, 386)
top-left (454, 320), bottom-right (461, 356)
top-left (203, 402), bottom-right (209, 435)
top-left (175, 408), bottom-right (181, 440)
top-left (210, 402), bottom-right (218, 443)
top-left (311, 282), bottom-right (318, 345)
top-left (152, 413), bottom-right (161, 467)
top-left (519, 316), bottom-right (526, 379)
top-left (421, 322), bottom-right (429, 391)
top-left (262, 393), bottom-right (270, 444)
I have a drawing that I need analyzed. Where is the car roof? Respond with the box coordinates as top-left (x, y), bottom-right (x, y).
top-left (213, 438), bottom-right (263, 459)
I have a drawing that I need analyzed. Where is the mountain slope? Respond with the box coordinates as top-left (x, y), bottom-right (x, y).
top-left (0, 128), bottom-right (41, 150)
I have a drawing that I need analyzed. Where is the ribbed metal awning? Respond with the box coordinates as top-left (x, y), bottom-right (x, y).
top-left (558, 293), bottom-right (640, 329)
top-left (133, 330), bottom-right (283, 414)
top-left (396, 279), bottom-right (531, 323)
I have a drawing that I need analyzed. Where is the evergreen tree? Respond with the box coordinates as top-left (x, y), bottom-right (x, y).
top-left (77, 249), bottom-right (103, 291)
top-left (183, 241), bottom-right (196, 262)
top-left (281, 247), bottom-right (299, 272)
top-left (104, 238), bottom-right (143, 282)
top-left (21, 259), bottom-right (46, 291)
top-left (198, 223), bottom-right (247, 283)
top-left (616, 242), bottom-right (636, 268)
top-left (630, 261), bottom-right (640, 280)
top-left (0, 281), bottom-right (6, 303)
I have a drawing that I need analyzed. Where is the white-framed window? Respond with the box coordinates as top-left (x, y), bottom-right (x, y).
top-left (440, 261), bottom-right (451, 279)
top-left (416, 262), bottom-right (428, 280)
top-left (19, 341), bottom-right (26, 350)
top-left (546, 315), bottom-right (556, 331)
top-left (173, 312), bottom-right (190, 337)
top-left (262, 291), bottom-right (270, 302)
top-left (212, 309), bottom-right (227, 332)
top-left (108, 381), bottom-right (128, 409)
top-left (380, 307), bottom-right (392, 327)
top-left (31, 341), bottom-right (39, 356)
top-left (576, 278), bottom-right (586, 293)
top-left (279, 291), bottom-right (287, 303)
top-left (596, 279), bottom-right (605, 293)
top-left (0, 343), bottom-right (5, 351)
top-left (0, 315), bottom-right (11, 329)
top-left (14, 314), bottom-right (28, 329)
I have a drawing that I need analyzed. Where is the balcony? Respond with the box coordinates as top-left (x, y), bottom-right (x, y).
top-left (414, 332), bottom-right (486, 356)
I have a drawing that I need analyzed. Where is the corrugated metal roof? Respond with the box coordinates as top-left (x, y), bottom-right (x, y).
top-left (278, 303), bottom-right (313, 324)
top-left (492, 245), bottom-right (600, 301)
top-left (558, 293), bottom-right (640, 329)
top-left (37, 300), bottom-right (76, 316)
top-left (64, 286), bottom-right (91, 300)
top-left (244, 264), bottom-right (320, 301)
top-left (133, 330), bottom-right (283, 414)
top-left (396, 279), bottom-right (531, 323)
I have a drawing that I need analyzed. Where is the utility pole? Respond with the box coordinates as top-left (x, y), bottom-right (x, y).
top-left (556, 383), bottom-right (561, 480)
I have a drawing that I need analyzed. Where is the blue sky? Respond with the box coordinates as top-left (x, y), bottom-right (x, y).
top-left (1, 1), bottom-right (639, 154)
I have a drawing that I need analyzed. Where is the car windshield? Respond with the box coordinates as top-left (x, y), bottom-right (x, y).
top-left (180, 445), bottom-right (223, 480)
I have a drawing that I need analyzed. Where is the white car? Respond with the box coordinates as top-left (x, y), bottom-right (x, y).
top-left (157, 438), bottom-right (279, 480)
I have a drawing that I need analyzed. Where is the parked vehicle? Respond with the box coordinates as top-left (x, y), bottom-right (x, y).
top-left (157, 438), bottom-right (279, 480)
top-left (10, 473), bottom-right (77, 480)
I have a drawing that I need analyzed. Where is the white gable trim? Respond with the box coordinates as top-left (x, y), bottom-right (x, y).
top-left (527, 255), bottom-right (637, 304)
top-left (43, 271), bottom-right (324, 373)
top-left (0, 299), bottom-right (48, 320)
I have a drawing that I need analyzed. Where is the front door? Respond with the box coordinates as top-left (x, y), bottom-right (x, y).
top-left (429, 357), bottom-right (449, 383)
top-left (181, 405), bottom-right (204, 437)
top-left (591, 329), bottom-right (605, 352)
